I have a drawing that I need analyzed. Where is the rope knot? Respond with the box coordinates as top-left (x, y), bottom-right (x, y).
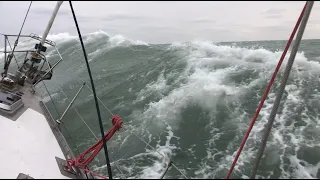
top-left (112, 115), bottom-right (123, 130)
top-left (66, 159), bottom-right (76, 170)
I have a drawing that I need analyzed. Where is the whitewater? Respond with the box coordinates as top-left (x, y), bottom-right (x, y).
top-left (1, 31), bottom-right (320, 179)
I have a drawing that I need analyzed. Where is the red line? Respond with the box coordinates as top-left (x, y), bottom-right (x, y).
top-left (225, 1), bottom-right (307, 179)
top-left (81, 168), bottom-right (109, 179)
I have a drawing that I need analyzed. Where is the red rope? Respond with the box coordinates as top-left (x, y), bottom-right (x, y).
top-left (225, 2), bottom-right (307, 179)
top-left (81, 167), bottom-right (109, 179)
top-left (66, 115), bottom-right (123, 178)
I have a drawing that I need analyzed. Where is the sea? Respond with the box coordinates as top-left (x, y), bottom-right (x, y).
top-left (1, 31), bottom-right (320, 179)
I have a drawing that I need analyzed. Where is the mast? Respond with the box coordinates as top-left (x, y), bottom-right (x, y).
top-left (37, 1), bottom-right (63, 53)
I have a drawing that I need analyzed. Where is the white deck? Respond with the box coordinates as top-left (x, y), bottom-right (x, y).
top-left (0, 108), bottom-right (67, 179)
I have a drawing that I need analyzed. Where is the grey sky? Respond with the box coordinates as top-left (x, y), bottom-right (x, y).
top-left (0, 1), bottom-right (320, 44)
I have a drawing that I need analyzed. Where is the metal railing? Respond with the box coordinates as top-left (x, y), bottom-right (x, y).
top-left (0, 33), bottom-right (63, 86)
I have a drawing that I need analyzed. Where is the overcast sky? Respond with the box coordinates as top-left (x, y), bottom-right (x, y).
top-left (0, 1), bottom-right (319, 44)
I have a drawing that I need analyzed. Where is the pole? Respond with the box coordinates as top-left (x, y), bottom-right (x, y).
top-left (250, 1), bottom-right (314, 178)
top-left (38, 1), bottom-right (63, 53)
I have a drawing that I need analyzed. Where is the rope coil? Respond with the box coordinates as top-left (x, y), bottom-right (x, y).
top-left (66, 115), bottom-right (123, 178)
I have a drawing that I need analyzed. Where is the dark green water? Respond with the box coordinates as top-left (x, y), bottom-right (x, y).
top-left (2, 32), bottom-right (320, 179)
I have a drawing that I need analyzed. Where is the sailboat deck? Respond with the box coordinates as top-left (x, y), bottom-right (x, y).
top-left (0, 83), bottom-right (76, 179)
top-left (0, 107), bottom-right (67, 179)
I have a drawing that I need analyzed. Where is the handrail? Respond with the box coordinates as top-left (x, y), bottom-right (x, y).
top-left (0, 33), bottom-right (64, 89)
top-left (0, 33), bottom-right (57, 47)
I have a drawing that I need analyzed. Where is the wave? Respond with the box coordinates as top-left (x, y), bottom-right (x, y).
top-left (131, 40), bottom-right (320, 178)
top-left (3, 30), bottom-right (320, 178)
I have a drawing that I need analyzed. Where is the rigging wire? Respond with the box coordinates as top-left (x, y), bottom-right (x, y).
top-left (250, 1), bottom-right (313, 178)
top-left (225, 1), bottom-right (308, 178)
top-left (42, 81), bottom-right (60, 117)
top-left (43, 84), bottom-right (99, 178)
top-left (16, 1), bottom-right (33, 45)
top-left (59, 89), bottom-right (99, 141)
top-left (4, 1), bottom-right (32, 73)
top-left (5, 37), bottom-right (20, 69)
top-left (47, 19), bottom-right (188, 179)
top-left (42, 81), bottom-right (81, 155)
top-left (30, 0), bottom-right (312, 179)
top-left (58, 50), bottom-right (189, 179)
top-left (68, 1), bottom-right (113, 179)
